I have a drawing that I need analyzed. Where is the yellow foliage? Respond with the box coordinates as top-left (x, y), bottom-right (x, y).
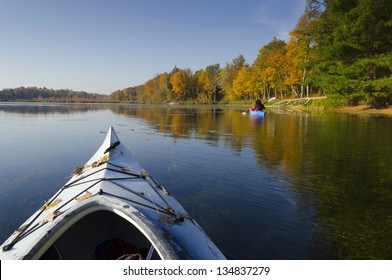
top-left (170, 71), bottom-right (186, 95)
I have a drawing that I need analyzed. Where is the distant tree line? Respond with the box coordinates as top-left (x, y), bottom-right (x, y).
top-left (0, 87), bottom-right (106, 102)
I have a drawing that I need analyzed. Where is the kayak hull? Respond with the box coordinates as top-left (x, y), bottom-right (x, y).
top-left (249, 110), bottom-right (265, 117)
top-left (0, 127), bottom-right (225, 260)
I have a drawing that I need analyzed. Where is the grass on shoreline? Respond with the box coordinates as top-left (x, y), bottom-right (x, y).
top-left (3, 97), bottom-right (392, 116)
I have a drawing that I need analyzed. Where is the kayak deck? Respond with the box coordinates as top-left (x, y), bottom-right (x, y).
top-left (0, 127), bottom-right (225, 260)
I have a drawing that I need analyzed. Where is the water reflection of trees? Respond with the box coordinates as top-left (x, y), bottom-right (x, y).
top-left (111, 106), bottom-right (392, 259)
top-left (0, 103), bottom-right (110, 115)
top-left (259, 112), bottom-right (392, 259)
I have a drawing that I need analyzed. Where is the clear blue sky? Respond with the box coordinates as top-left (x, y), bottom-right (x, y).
top-left (0, 0), bottom-right (306, 95)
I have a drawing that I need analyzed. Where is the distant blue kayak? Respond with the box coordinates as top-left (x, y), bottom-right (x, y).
top-left (249, 110), bottom-right (265, 117)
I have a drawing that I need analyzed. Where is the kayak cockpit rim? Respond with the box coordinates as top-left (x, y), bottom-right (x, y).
top-left (25, 199), bottom-right (178, 260)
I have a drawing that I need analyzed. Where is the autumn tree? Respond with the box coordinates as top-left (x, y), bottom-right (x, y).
top-left (285, 8), bottom-right (318, 98)
top-left (195, 69), bottom-right (209, 102)
top-left (144, 79), bottom-right (157, 102)
top-left (232, 66), bottom-right (251, 100)
top-left (246, 66), bottom-right (263, 99)
top-left (193, 63), bottom-right (220, 102)
top-left (158, 72), bottom-right (172, 100)
top-left (134, 85), bottom-right (146, 103)
top-left (253, 38), bottom-right (289, 99)
top-left (170, 71), bottom-right (185, 96)
top-left (219, 55), bottom-right (247, 100)
top-left (205, 63), bottom-right (221, 102)
top-left (253, 45), bottom-right (272, 98)
top-left (170, 68), bottom-right (195, 99)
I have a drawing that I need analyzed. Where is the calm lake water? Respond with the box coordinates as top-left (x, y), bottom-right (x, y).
top-left (0, 102), bottom-right (391, 260)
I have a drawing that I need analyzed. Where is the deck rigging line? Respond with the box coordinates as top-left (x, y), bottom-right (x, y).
top-left (2, 161), bottom-right (183, 252)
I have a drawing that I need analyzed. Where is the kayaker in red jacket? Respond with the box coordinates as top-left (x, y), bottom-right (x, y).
top-left (251, 99), bottom-right (265, 111)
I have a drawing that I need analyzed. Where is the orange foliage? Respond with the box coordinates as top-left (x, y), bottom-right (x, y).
top-left (170, 71), bottom-right (186, 95)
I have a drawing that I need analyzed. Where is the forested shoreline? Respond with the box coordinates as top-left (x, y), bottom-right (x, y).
top-left (1, 0), bottom-right (391, 108)
top-left (0, 87), bottom-right (107, 103)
